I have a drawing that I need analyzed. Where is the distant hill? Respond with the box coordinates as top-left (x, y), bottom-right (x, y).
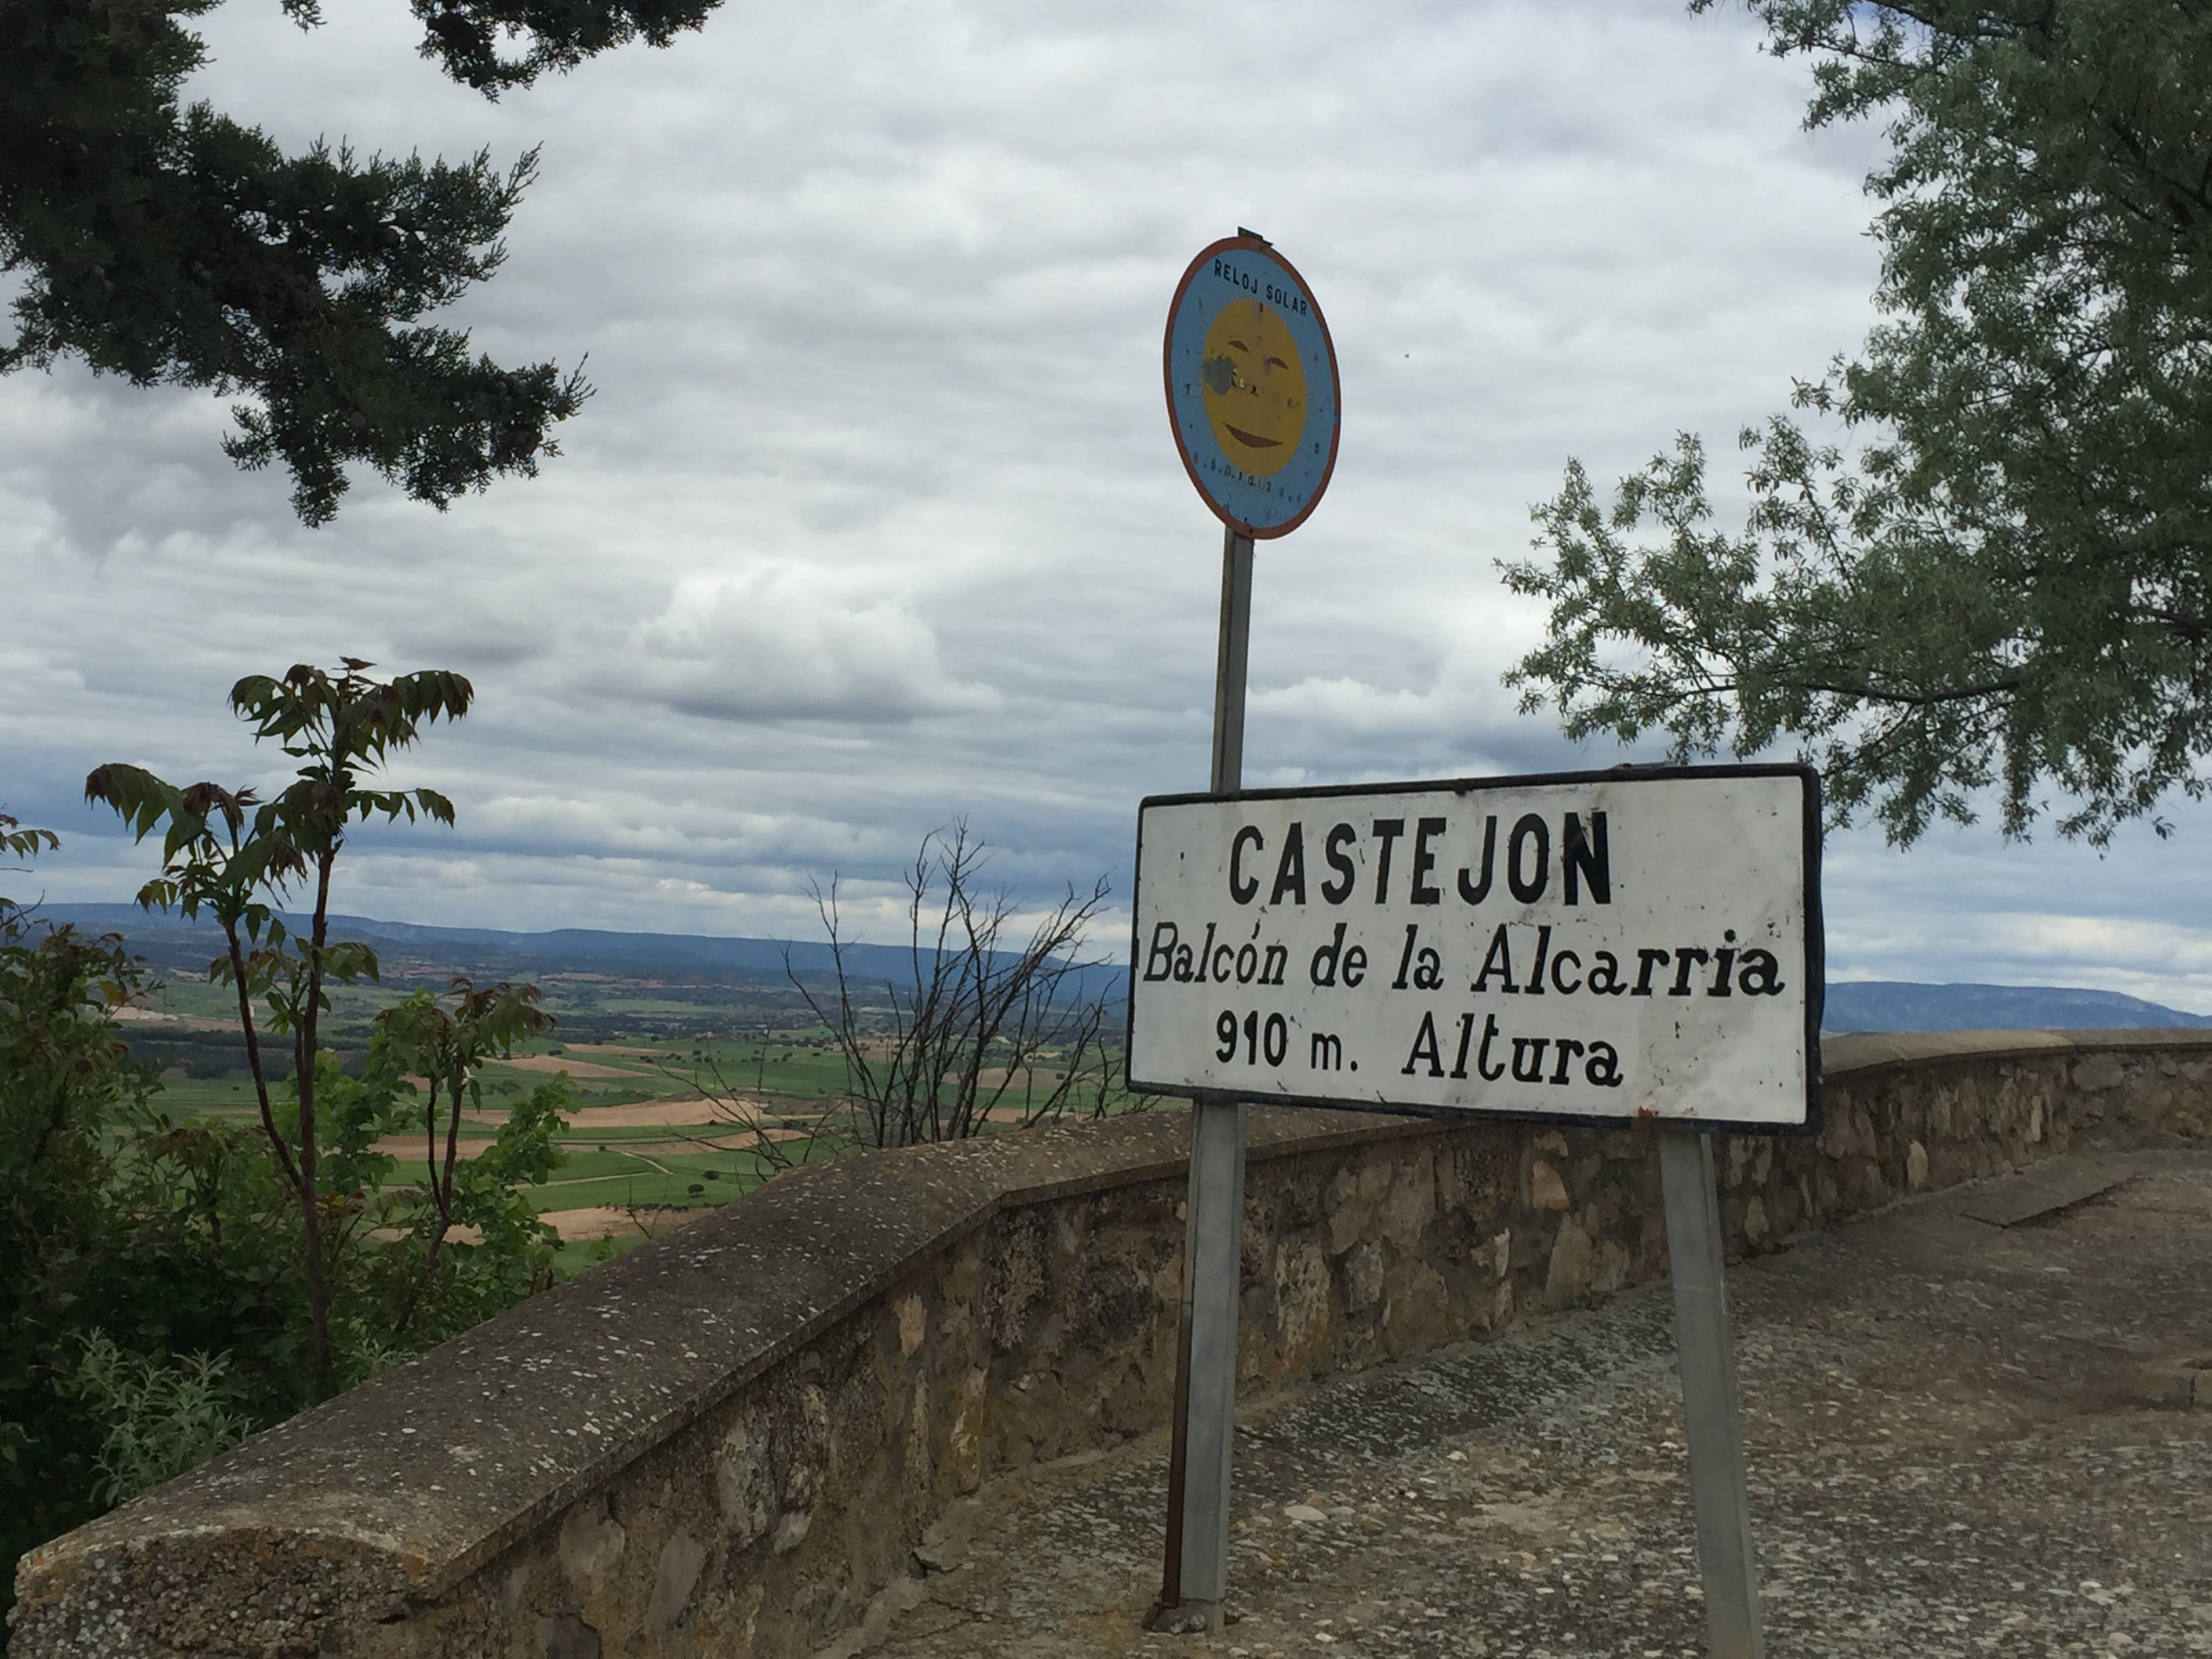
top-left (28, 906), bottom-right (2209, 1034)
top-left (1822, 980), bottom-right (2212, 1034)
top-left (30, 903), bottom-right (1129, 1000)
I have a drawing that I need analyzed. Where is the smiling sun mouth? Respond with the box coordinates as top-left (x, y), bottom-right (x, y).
top-left (1225, 426), bottom-right (1281, 450)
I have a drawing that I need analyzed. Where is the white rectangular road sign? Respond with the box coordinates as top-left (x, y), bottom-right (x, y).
top-left (1127, 766), bottom-right (1822, 1133)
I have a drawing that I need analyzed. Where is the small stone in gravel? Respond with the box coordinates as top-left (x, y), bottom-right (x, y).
top-left (1284, 1504), bottom-right (1329, 1523)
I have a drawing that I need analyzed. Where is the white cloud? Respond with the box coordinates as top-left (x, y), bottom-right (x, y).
top-left (630, 569), bottom-right (1000, 722)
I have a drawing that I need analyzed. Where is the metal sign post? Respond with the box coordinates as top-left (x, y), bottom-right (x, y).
top-left (1161, 525), bottom-right (1254, 1618)
top-left (1128, 769), bottom-right (1823, 1645)
top-left (1660, 1126), bottom-right (1765, 1659)
top-left (1154, 234), bottom-right (1341, 1627)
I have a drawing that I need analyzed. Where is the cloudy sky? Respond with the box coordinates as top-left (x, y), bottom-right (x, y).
top-left (5, 0), bottom-right (2209, 1009)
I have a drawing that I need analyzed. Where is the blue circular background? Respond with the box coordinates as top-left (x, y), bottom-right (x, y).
top-left (1166, 242), bottom-right (1340, 536)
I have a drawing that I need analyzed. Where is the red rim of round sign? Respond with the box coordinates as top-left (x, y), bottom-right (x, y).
top-left (1162, 235), bottom-right (1343, 540)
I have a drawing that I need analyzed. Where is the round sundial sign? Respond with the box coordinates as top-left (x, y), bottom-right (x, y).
top-left (1164, 234), bottom-right (1342, 539)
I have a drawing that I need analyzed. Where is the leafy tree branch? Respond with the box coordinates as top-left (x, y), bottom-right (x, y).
top-left (87, 659), bottom-right (473, 1394)
top-left (376, 976), bottom-right (556, 1336)
top-left (1508, 1), bottom-right (2212, 846)
top-left (1, 0), bottom-right (724, 520)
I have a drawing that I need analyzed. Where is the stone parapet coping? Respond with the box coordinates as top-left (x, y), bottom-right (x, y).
top-left (1822, 1026), bottom-right (2212, 1077)
top-left (16, 1027), bottom-right (2212, 1652)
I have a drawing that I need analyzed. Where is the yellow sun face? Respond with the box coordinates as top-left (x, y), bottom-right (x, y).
top-left (1200, 299), bottom-right (1307, 478)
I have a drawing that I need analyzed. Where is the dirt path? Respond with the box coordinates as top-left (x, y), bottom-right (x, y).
top-left (369, 1134), bottom-right (495, 1164)
top-left (371, 1128), bottom-right (770, 1165)
top-left (495, 1054), bottom-right (649, 1079)
top-left (546, 1096), bottom-right (783, 1128)
top-left (539, 1206), bottom-right (710, 1244)
top-left (432, 1097), bottom-right (756, 1129)
top-left (535, 1152), bottom-right (677, 1188)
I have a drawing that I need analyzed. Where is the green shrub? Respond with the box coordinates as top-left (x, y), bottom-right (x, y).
top-left (69, 1335), bottom-right (253, 1509)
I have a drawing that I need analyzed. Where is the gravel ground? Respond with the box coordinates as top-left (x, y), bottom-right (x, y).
top-left (851, 1149), bottom-right (2212, 1659)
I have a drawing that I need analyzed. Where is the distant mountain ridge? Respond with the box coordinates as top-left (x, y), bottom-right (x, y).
top-left (39, 903), bottom-right (821, 969)
top-left (1820, 980), bottom-right (2212, 1034)
top-left (28, 905), bottom-right (2209, 1033)
top-left (29, 903), bottom-right (1127, 998)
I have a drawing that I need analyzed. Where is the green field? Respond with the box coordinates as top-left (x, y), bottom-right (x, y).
top-left (124, 983), bottom-right (1138, 1260)
top-left (146, 1044), bottom-right (814, 1221)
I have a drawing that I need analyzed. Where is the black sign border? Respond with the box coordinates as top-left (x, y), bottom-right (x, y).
top-left (1124, 762), bottom-right (1824, 1139)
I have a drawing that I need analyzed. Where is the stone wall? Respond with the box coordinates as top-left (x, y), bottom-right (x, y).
top-left (15, 1031), bottom-right (2212, 1658)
